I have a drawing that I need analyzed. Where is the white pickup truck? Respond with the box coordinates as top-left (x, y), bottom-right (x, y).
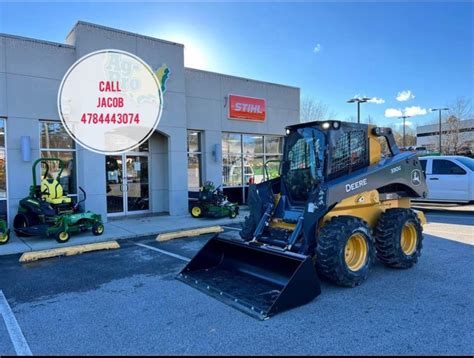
top-left (418, 156), bottom-right (474, 203)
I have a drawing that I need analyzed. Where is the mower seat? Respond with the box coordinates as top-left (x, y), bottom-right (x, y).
top-left (40, 179), bottom-right (72, 205)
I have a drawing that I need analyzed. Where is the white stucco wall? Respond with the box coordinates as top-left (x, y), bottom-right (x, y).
top-left (0, 21), bottom-right (300, 224)
top-left (185, 68), bottom-right (300, 186)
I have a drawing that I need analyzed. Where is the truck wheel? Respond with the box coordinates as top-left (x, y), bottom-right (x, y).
top-left (374, 208), bottom-right (423, 268)
top-left (229, 209), bottom-right (237, 219)
top-left (190, 205), bottom-right (202, 218)
top-left (92, 222), bottom-right (105, 236)
top-left (315, 216), bottom-right (374, 287)
top-left (55, 231), bottom-right (70, 243)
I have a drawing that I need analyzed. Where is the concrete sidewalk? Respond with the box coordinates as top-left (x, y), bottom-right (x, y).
top-left (1, 208), bottom-right (248, 257)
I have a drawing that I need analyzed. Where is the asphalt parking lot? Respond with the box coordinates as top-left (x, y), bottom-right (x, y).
top-left (0, 211), bottom-right (473, 355)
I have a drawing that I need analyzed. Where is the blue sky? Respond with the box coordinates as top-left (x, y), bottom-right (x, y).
top-left (0, 1), bottom-right (472, 128)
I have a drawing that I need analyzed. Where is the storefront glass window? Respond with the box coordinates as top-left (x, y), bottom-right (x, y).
top-left (222, 133), bottom-right (284, 203)
top-left (244, 155), bottom-right (264, 184)
top-left (243, 134), bottom-right (263, 155)
top-left (138, 141), bottom-right (149, 152)
top-left (0, 119), bottom-right (7, 220)
top-left (222, 133), bottom-right (241, 154)
top-left (40, 120), bottom-right (77, 195)
top-left (265, 136), bottom-right (284, 154)
top-left (40, 121), bottom-right (74, 149)
top-left (223, 154), bottom-right (242, 186)
top-left (187, 131), bottom-right (202, 191)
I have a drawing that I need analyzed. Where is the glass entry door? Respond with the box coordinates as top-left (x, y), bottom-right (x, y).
top-left (106, 153), bottom-right (149, 215)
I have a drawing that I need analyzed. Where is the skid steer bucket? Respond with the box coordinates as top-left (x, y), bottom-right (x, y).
top-left (177, 235), bottom-right (321, 320)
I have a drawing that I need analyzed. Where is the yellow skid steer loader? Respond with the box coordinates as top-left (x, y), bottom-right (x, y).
top-left (178, 121), bottom-right (428, 320)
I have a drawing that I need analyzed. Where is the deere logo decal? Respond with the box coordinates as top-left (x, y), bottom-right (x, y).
top-left (346, 178), bottom-right (368, 193)
top-left (411, 169), bottom-right (421, 186)
top-left (155, 64), bottom-right (170, 95)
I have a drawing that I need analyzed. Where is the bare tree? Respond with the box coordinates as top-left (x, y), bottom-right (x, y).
top-left (300, 96), bottom-right (337, 122)
top-left (442, 115), bottom-right (461, 154)
top-left (448, 96), bottom-right (473, 121)
top-left (442, 97), bottom-right (472, 154)
top-left (424, 97), bottom-right (472, 154)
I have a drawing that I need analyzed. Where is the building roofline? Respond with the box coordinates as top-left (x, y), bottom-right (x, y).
top-left (67, 21), bottom-right (184, 48)
top-left (185, 67), bottom-right (299, 90)
top-left (0, 33), bottom-right (75, 49)
top-left (417, 118), bottom-right (474, 129)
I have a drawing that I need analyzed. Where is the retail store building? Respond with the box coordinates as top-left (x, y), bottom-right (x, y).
top-left (0, 22), bottom-right (300, 223)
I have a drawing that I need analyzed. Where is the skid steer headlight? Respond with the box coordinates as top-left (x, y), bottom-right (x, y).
top-left (333, 121), bottom-right (340, 129)
top-left (321, 122), bottom-right (331, 130)
top-left (286, 129), bottom-right (291, 135)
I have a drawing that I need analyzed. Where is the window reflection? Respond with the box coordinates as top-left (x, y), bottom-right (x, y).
top-left (40, 121), bottom-right (77, 195)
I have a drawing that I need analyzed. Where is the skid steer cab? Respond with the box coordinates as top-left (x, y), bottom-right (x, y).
top-left (189, 181), bottom-right (239, 219)
top-left (13, 158), bottom-right (104, 243)
top-left (178, 120), bottom-right (428, 320)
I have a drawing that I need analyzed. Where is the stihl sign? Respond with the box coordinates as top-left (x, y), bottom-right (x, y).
top-left (228, 95), bottom-right (266, 121)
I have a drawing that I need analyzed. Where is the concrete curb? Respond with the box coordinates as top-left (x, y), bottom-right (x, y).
top-left (156, 226), bottom-right (223, 242)
top-left (19, 241), bottom-right (121, 263)
top-left (1, 214), bottom-right (247, 258)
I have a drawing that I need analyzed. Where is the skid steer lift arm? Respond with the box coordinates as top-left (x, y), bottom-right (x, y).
top-left (372, 127), bottom-right (400, 156)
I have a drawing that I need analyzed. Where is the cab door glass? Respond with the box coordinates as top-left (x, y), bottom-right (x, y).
top-left (420, 159), bottom-right (427, 175)
top-left (432, 160), bottom-right (466, 175)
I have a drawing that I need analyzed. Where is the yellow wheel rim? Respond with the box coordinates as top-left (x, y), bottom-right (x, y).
top-left (97, 225), bottom-right (104, 234)
top-left (345, 233), bottom-right (368, 272)
top-left (401, 222), bottom-right (417, 255)
top-left (59, 232), bottom-right (69, 241)
top-left (0, 234), bottom-right (8, 243)
top-left (192, 207), bottom-right (201, 217)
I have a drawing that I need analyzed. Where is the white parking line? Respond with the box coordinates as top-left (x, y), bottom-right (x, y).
top-left (133, 242), bottom-right (191, 262)
top-left (0, 290), bottom-right (32, 356)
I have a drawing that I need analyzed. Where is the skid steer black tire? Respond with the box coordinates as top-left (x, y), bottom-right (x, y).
top-left (239, 215), bottom-right (256, 241)
top-left (374, 208), bottom-right (423, 269)
top-left (315, 216), bottom-right (374, 287)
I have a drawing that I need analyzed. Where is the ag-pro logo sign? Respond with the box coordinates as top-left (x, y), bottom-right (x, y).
top-left (228, 94), bottom-right (266, 121)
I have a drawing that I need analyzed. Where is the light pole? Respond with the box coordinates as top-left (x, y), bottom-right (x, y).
top-left (398, 115), bottom-right (411, 148)
top-left (431, 107), bottom-right (449, 154)
top-left (347, 97), bottom-right (371, 123)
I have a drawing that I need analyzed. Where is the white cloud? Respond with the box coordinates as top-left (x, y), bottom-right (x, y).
top-left (385, 106), bottom-right (428, 118)
top-left (404, 106), bottom-right (427, 117)
top-left (396, 90), bottom-right (415, 102)
top-left (385, 108), bottom-right (403, 117)
top-left (313, 44), bottom-right (321, 53)
top-left (367, 97), bottom-right (385, 104)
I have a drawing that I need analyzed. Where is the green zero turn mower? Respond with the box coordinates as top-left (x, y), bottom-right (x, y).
top-left (189, 181), bottom-right (239, 219)
top-left (13, 158), bottom-right (104, 243)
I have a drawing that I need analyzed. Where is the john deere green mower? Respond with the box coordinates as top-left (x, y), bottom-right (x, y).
top-left (13, 158), bottom-right (104, 243)
top-left (189, 181), bottom-right (239, 219)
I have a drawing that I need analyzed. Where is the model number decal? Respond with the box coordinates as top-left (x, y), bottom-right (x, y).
top-left (345, 178), bottom-right (368, 192)
top-left (391, 166), bottom-right (401, 174)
